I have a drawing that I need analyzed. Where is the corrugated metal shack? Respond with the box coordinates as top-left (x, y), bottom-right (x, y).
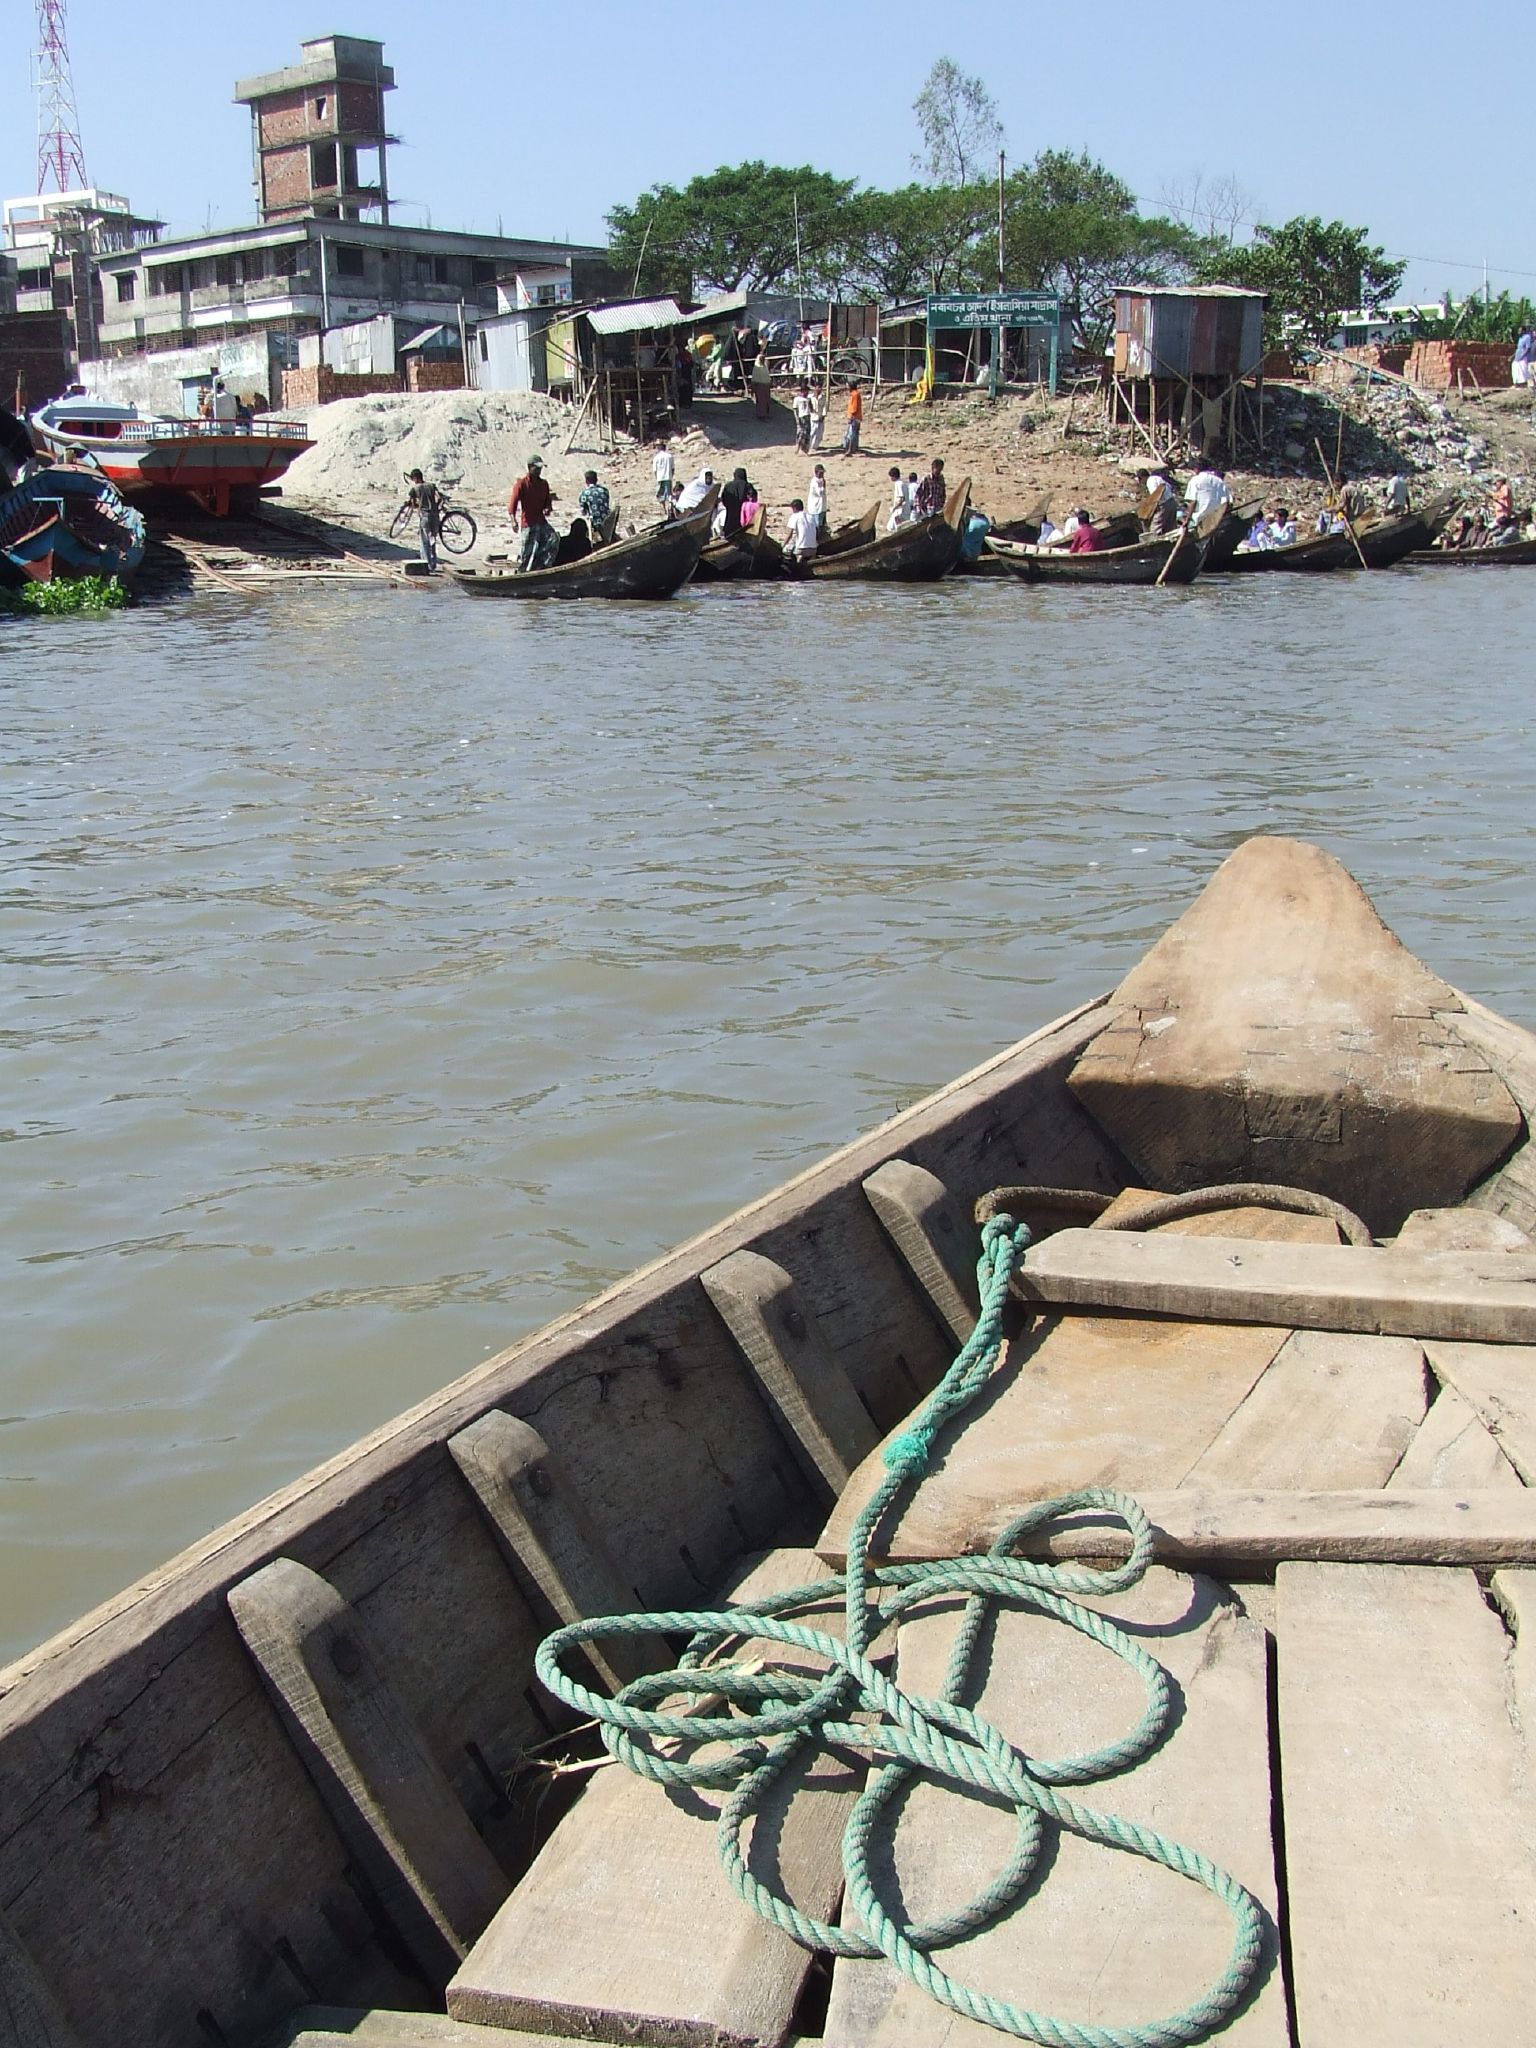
top-left (1108, 283), bottom-right (1269, 455)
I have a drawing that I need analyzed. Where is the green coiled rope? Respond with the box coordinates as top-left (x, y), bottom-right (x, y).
top-left (534, 1215), bottom-right (1268, 2047)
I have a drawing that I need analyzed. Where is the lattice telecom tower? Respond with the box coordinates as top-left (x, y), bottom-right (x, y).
top-left (35, 0), bottom-right (89, 194)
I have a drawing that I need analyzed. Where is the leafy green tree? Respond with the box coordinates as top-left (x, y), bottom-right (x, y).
top-left (606, 163), bottom-right (857, 298)
top-left (839, 182), bottom-right (993, 299)
top-left (1004, 151), bottom-right (1201, 341)
top-left (1415, 289), bottom-right (1536, 344)
top-left (912, 58), bottom-right (1004, 186)
top-left (1197, 217), bottom-right (1406, 347)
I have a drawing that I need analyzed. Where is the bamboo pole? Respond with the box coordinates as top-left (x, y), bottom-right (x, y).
top-left (1314, 435), bottom-right (1371, 570)
top-left (1155, 501), bottom-right (1195, 587)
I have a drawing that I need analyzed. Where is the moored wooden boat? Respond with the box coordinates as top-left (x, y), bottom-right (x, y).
top-left (805, 481), bottom-right (970, 581)
top-left (0, 463), bottom-right (146, 586)
top-left (985, 523), bottom-right (1204, 585)
top-left (30, 395), bottom-right (313, 519)
top-left (7, 836), bottom-right (1536, 2048)
top-left (1410, 534), bottom-right (1536, 565)
top-left (692, 505), bottom-right (781, 582)
top-left (1226, 527), bottom-right (1359, 573)
top-left (454, 496), bottom-right (714, 600)
top-left (1199, 497), bottom-right (1265, 572)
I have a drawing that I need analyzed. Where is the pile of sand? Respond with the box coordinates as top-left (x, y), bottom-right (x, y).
top-left (280, 391), bottom-right (595, 520)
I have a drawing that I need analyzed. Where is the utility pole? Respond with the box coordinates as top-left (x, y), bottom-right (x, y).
top-left (35, 0), bottom-right (88, 192)
top-left (997, 149), bottom-right (1006, 290)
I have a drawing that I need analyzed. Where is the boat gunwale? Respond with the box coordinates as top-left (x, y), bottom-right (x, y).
top-left (0, 989), bottom-right (1111, 1711)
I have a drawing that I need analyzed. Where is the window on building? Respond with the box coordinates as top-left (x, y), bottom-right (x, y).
top-left (332, 243), bottom-right (366, 280)
top-left (16, 265), bottom-right (51, 294)
top-left (115, 272), bottom-right (137, 303)
top-left (479, 329), bottom-right (489, 361)
top-left (215, 256), bottom-right (236, 288)
top-left (274, 244), bottom-right (301, 279)
top-left (311, 140), bottom-right (338, 189)
top-left (314, 95), bottom-right (328, 121)
top-left (433, 256), bottom-right (451, 286)
top-left (471, 259), bottom-right (496, 285)
top-left (242, 249), bottom-right (268, 284)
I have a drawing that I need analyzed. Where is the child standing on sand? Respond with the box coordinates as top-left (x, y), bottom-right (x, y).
top-left (652, 441), bottom-right (674, 505)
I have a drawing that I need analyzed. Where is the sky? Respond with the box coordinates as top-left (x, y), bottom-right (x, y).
top-left (0, 1), bottom-right (1525, 308)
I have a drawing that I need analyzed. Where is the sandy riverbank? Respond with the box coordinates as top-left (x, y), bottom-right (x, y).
top-left (277, 379), bottom-right (1536, 557)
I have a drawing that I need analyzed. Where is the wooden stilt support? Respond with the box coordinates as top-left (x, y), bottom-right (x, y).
top-left (448, 1411), bottom-right (666, 1691)
top-left (862, 1159), bottom-right (979, 1347)
top-left (701, 1251), bottom-right (877, 1497)
top-left (227, 1559), bottom-right (506, 1982)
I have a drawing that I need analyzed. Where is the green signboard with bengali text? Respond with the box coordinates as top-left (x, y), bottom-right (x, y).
top-left (924, 293), bottom-right (1061, 392)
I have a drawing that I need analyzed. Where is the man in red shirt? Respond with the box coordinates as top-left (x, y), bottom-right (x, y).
top-left (508, 454), bottom-right (557, 572)
top-left (1067, 507), bottom-right (1102, 554)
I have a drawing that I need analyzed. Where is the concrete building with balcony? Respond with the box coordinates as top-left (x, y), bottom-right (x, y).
top-left (3, 188), bottom-right (163, 362)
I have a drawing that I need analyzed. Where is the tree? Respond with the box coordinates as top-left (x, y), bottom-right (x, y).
top-left (1160, 170), bottom-right (1261, 248)
top-left (840, 182), bottom-right (993, 300)
top-left (606, 163), bottom-right (857, 298)
top-left (912, 58), bottom-right (1004, 186)
top-left (1197, 216), bottom-right (1406, 347)
top-left (1005, 151), bottom-right (1202, 342)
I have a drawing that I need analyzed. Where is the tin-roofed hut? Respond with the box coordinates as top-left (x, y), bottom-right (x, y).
top-left (1108, 283), bottom-right (1268, 457)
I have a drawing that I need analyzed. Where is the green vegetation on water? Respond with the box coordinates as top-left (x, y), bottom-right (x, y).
top-left (0, 574), bottom-right (129, 616)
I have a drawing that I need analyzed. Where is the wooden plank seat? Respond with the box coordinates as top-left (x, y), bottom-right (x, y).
top-left (445, 1548), bottom-right (863, 2047)
top-left (820, 1567), bottom-right (1286, 2046)
top-left (1275, 1562), bottom-right (1536, 2043)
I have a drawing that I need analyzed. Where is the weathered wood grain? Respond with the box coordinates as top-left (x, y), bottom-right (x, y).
top-left (0, 997), bottom-right (1119, 2048)
top-left (227, 1559), bottom-right (508, 1979)
top-left (821, 1569), bottom-right (1284, 2046)
top-left (1066, 837), bottom-right (1522, 1233)
top-left (446, 1549), bottom-right (861, 2046)
top-left (1184, 1330), bottom-right (1428, 1489)
top-left (1018, 1229), bottom-right (1536, 1342)
top-left (817, 1489), bottom-right (1536, 1573)
top-left (862, 1158), bottom-right (980, 1346)
top-left (820, 1310), bottom-right (1291, 1561)
top-left (1275, 1562), bottom-right (1536, 2043)
top-left (702, 1251), bottom-right (879, 1496)
top-left (448, 1411), bottom-right (666, 1691)
top-left (1396, 1205), bottom-right (1532, 1252)
top-left (1388, 1384), bottom-right (1523, 1490)
top-left (273, 2009), bottom-right (581, 2048)
top-left (1424, 1340), bottom-right (1536, 1481)
top-left (0, 1911), bottom-right (83, 2048)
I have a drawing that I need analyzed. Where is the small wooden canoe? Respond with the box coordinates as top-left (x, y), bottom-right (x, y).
top-left (454, 494), bottom-right (715, 600)
top-left (9, 837), bottom-right (1536, 2048)
top-left (985, 523), bottom-right (1204, 585)
top-left (692, 505), bottom-right (782, 582)
top-left (0, 464), bottom-right (146, 586)
top-left (1199, 498), bottom-right (1265, 573)
top-left (1225, 528), bottom-right (1359, 573)
top-left (1409, 534), bottom-right (1536, 565)
top-left (804, 481), bottom-right (970, 581)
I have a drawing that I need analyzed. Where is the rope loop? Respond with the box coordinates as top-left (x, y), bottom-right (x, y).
top-left (534, 1202), bottom-right (1270, 2045)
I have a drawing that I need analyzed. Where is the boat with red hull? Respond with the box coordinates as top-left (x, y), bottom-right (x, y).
top-left (30, 396), bottom-right (313, 517)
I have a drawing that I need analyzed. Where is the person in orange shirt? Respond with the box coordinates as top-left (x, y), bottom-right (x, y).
top-left (842, 382), bottom-right (864, 456)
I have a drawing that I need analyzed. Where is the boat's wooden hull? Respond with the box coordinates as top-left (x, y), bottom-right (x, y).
top-left (7, 838), bottom-right (1536, 2048)
top-left (805, 482), bottom-right (969, 581)
top-left (692, 507), bottom-right (782, 581)
top-left (1226, 530), bottom-right (1358, 572)
top-left (1409, 536), bottom-right (1536, 565)
top-left (454, 510), bottom-right (708, 599)
top-left (986, 528), bottom-right (1204, 585)
top-left (0, 466), bottom-right (146, 584)
top-left (1200, 499), bottom-right (1265, 572)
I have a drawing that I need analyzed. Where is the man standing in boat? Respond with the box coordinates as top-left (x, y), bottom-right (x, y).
top-left (509, 455), bottom-right (558, 572)
top-left (913, 458), bottom-right (947, 520)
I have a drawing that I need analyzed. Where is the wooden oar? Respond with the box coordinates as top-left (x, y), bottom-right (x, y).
top-left (1314, 437), bottom-right (1371, 570)
top-left (1155, 502), bottom-right (1195, 587)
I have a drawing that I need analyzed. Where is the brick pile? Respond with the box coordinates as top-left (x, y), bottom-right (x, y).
top-left (279, 366), bottom-right (402, 408)
top-left (404, 358), bottom-right (465, 393)
top-left (1405, 340), bottom-right (1514, 390)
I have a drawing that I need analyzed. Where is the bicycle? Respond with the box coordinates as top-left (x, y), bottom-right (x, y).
top-left (389, 478), bottom-right (477, 555)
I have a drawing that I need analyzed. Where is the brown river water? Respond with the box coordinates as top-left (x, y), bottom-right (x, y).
top-left (4, 568), bottom-right (1535, 1662)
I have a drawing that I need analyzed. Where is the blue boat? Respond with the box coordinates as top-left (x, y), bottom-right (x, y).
top-left (0, 464), bottom-right (146, 587)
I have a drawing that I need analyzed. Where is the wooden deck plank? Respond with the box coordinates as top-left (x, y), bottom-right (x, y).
top-left (1185, 1330), bottom-right (1428, 1489)
top-left (1387, 1384), bottom-right (1523, 1490)
top-left (817, 1490), bottom-right (1536, 1573)
top-left (1018, 1230), bottom-right (1536, 1344)
top-left (1423, 1340), bottom-right (1536, 1481)
top-left (1275, 1562), bottom-right (1536, 2044)
top-left (821, 1569), bottom-right (1284, 2045)
top-left (445, 1548), bottom-right (859, 2046)
top-left (820, 1311), bottom-right (1291, 1563)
